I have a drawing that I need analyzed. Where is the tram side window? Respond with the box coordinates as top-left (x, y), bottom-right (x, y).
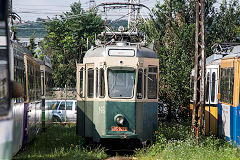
top-left (41, 71), bottom-right (44, 96)
top-left (96, 68), bottom-right (98, 97)
top-left (36, 69), bottom-right (41, 100)
top-left (99, 68), bottom-right (105, 97)
top-left (28, 65), bottom-right (35, 101)
top-left (211, 72), bottom-right (216, 102)
top-left (220, 68), bottom-right (234, 104)
top-left (137, 69), bottom-right (143, 99)
top-left (148, 66), bottom-right (157, 99)
top-left (88, 68), bottom-right (94, 98)
top-left (144, 68), bottom-right (147, 98)
top-left (14, 58), bottom-right (24, 103)
top-left (79, 68), bottom-right (84, 97)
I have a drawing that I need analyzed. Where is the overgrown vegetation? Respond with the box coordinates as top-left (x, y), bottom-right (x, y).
top-left (43, 2), bottom-right (104, 88)
top-left (140, 0), bottom-right (240, 120)
top-left (14, 124), bottom-right (107, 160)
top-left (135, 122), bottom-right (240, 160)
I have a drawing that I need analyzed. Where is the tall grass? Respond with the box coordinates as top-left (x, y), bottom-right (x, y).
top-left (135, 122), bottom-right (240, 160)
top-left (14, 124), bottom-right (107, 160)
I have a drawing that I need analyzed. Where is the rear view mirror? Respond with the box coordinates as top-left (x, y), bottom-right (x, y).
top-left (12, 81), bottom-right (23, 98)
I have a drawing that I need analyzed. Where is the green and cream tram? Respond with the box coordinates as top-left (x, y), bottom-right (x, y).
top-left (76, 42), bottom-right (159, 144)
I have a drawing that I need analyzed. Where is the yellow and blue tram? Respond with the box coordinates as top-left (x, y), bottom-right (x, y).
top-left (218, 46), bottom-right (240, 145)
top-left (76, 41), bottom-right (159, 144)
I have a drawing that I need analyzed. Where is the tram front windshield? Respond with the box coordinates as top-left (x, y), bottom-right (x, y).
top-left (108, 69), bottom-right (135, 98)
top-left (0, 0), bottom-right (9, 116)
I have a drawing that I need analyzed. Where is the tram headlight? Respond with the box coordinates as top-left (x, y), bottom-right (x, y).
top-left (114, 114), bottom-right (124, 125)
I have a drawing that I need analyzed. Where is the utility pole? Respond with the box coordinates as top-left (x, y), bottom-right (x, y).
top-left (192, 0), bottom-right (206, 137)
top-left (127, 0), bottom-right (140, 32)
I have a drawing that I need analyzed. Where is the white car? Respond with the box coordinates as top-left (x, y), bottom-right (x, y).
top-left (45, 100), bottom-right (77, 122)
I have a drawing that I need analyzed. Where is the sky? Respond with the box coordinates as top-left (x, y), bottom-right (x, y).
top-left (13, 0), bottom-right (158, 21)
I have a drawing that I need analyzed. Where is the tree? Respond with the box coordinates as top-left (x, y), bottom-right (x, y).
top-left (44, 2), bottom-right (104, 87)
top-left (27, 35), bottom-right (36, 54)
top-left (140, 0), bottom-right (240, 121)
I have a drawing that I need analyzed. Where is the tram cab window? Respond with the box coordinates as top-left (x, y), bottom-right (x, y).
top-left (148, 66), bottom-right (157, 99)
top-left (99, 68), bottom-right (105, 97)
top-left (108, 68), bottom-right (135, 98)
top-left (79, 68), bottom-right (84, 97)
top-left (137, 69), bottom-right (143, 99)
top-left (220, 68), bottom-right (234, 104)
top-left (87, 68), bottom-right (94, 98)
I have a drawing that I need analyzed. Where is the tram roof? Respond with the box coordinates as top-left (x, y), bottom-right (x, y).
top-left (84, 45), bottom-right (157, 58)
top-left (221, 45), bottom-right (240, 59)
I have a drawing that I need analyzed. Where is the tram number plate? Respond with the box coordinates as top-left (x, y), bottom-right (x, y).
top-left (111, 126), bottom-right (128, 131)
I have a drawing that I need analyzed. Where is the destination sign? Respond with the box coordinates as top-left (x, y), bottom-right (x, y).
top-left (108, 49), bottom-right (135, 57)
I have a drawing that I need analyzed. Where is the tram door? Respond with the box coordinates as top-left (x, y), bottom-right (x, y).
top-left (205, 67), bottom-right (218, 135)
top-left (0, 0), bottom-right (13, 159)
top-left (77, 64), bottom-right (86, 136)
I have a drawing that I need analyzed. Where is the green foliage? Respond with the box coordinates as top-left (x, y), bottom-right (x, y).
top-left (38, 53), bottom-right (45, 61)
top-left (14, 124), bottom-right (108, 160)
top-left (206, 0), bottom-right (240, 54)
top-left (27, 35), bottom-right (37, 54)
top-left (44, 2), bottom-right (104, 87)
top-left (140, 0), bottom-right (240, 120)
top-left (135, 122), bottom-right (240, 160)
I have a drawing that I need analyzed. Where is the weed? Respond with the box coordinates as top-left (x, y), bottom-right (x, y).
top-left (135, 122), bottom-right (240, 160)
top-left (13, 124), bottom-right (108, 160)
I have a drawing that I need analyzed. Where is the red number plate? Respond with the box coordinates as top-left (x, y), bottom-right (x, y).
top-left (111, 126), bottom-right (128, 131)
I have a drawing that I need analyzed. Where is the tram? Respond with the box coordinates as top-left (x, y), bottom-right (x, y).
top-left (0, 1), bottom-right (49, 157)
top-left (76, 39), bottom-right (159, 144)
top-left (0, 0), bottom-right (13, 159)
top-left (218, 45), bottom-right (240, 146)
top-left (190, 54), bottom-right (222, 135)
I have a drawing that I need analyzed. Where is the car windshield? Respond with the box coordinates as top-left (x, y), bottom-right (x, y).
top-left (108, 69), bottom-right (135, 98)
